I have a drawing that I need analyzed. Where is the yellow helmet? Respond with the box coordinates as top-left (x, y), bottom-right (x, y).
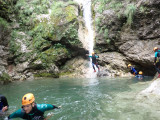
top-left (92, 52), bottom-right (95, 55)
top-left (128, 64), bottom-right (131, 67)
top-left (139, 71), bottom-right (143, 75)
top-left (22, 93), bottom-right (35, 105)
top-left (153, 47), bottom-right (158, 52)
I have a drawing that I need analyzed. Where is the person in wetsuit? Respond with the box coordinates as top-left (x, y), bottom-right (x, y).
top-left (135, 71), bottom-right (144, 80)
top-left (8, 93), bottom-right (61, 120)
top-left (0, 94), bottom-right (9, 113)
top-left (154, 47), bottom-right (160, 78)
top-left (128, 64), bottom-right (138, 75)
top-left (88, 52), bottom-right (100, 72)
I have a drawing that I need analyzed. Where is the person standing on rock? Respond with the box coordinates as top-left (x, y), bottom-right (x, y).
top-left (128, 64), bottom-right (138, 76)
top-left (0, 94), bottom-right (9, 114)
top-left (8, 93), bottom-right (61, 120)
top-left (87, 52), bottom-right (100, 72)
top-left (154, 47), bottom-right (160, 78)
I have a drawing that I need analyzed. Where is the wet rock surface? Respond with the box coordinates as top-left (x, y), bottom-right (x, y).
top-left (0, 0), bottom-right (160, 81)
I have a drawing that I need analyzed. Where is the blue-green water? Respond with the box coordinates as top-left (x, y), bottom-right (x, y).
top-left (0, 77), bottom-right (156, 120)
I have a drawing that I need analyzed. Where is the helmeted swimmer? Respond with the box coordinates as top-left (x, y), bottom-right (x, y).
top-left (135, 71), bottom-right (144, 80)
top-left (88, 52), bottom-right (100, 72)
top-left (128, 64), bottom-right (138, 75)
top-left (8, 93), bottom-right (61, 120)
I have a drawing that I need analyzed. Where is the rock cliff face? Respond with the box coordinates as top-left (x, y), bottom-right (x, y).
top-left (0, 18), bottom-right (10, 83)
top-left (91, 0), bottom-right (160, 76)
top-left (0, 0), bottom-right (160, 82)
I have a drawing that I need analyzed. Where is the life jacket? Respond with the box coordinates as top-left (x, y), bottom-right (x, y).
top-left (92, 55), bottom-right (99, 64)
top-left (156, 50), bottom-right (160, 63)
top-left (22, 104), bottom-right (44, 120)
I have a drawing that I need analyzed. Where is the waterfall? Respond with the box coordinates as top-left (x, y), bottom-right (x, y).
top-left (74, 0), bottom-right (96, 78)
top-left (82, 0), bottom-right (94, 55)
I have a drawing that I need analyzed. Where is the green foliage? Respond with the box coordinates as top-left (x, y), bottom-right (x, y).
top-left (0, 17), bottom-right (10, 40)
top-left (0, 72), bottom-right (10, 83)
top-left (54, 43), bottom-right (65, 48)
top-left (65, 6), bottom-right (77, 22)
top-left (139, 6), bottom-right (147, 13)
top-left (0, 0), bottom-right (15, 19)
top-left (34, 72), bottom-right (59, 77)
top-left (93, 0), bottom-right (111, 13)
top-left (65, 1), bottom-right (78, 7)
top-left (9, 31), bottom-right (21, 54)
top-left (59, 71), bottom-right (72, 76)
top-left (6, 0), bottom-right (80, 70)
top-left (32, 36), bottom-right (51, 51)
top-left (51, 1), bottom-right (65, 17)
top-left (63, 22), bottom-right (81, 46)
top-left (35, 46), bottom-right (69, 68)
top-left (104, 29), bottom-right (109, 38)
top-left (15, 0), bottom-right (50, 27)
top-left (93, 0), bottom-right (111, 5)
top-left (125, 4), bottom-right (137, 26)
top-left (93, 0), bottom-right (123, 18)
top-left (106, 39), bottom-right (111, 44)
top-left (108, 1), bottom-right (122, 10)
top-left (51, 1), bottom-right (77, 23)
top-left (0, 17), bottom-right (9, 29)
top-left (97, 4), bottom-right (105, 14)
top-left (95, 18), bottom-right (101, 25)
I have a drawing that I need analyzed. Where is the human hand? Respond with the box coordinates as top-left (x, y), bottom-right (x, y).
top-left (2, 106), bottom-right (8, 112)
top-left (58, 106), bottom-right (61, 109)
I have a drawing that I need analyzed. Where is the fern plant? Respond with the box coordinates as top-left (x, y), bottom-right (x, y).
top-left (125, 4), bottom-right (137, 26)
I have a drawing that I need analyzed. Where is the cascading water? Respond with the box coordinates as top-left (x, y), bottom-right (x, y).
top-left (74, 0), bottom-right (97, 78)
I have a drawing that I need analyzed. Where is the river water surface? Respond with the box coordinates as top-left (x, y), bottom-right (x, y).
top-left (0, 77), bottom-right (158, 120)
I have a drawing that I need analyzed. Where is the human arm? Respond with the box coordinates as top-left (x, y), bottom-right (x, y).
top-left (37, 104), bottom-right (61, 112)
top-left (95, 55), bottom-right (99, 58)
top-left (86, 54), bottom-right (92, 58)
top-left (8, 109), bottom-right (24, 119)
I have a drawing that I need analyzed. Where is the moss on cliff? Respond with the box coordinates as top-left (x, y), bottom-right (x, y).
top-left (0, 72), bottom-right (10, 83)
top-left (7, 0), bottom-right (81, 70)
top-left (34, 72), bottom-right (59, 78)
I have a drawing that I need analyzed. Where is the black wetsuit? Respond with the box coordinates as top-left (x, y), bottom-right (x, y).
top-left (89, 55), bottom-right (100, 71)
top-left (0, 95), bottom-right (9, 111)
top-left (8, 103), bottom-right (58, 120)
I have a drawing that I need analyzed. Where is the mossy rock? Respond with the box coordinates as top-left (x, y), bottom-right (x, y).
top-left (0, 72), bottom-right (11, 84)
top-left (34, 72), bottom-right (59, 78)
top-left (59, 71), bottom-right (72, 76)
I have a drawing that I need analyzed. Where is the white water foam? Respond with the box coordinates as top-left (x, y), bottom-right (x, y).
top-left (74, 0), bottom-right (97, 78)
